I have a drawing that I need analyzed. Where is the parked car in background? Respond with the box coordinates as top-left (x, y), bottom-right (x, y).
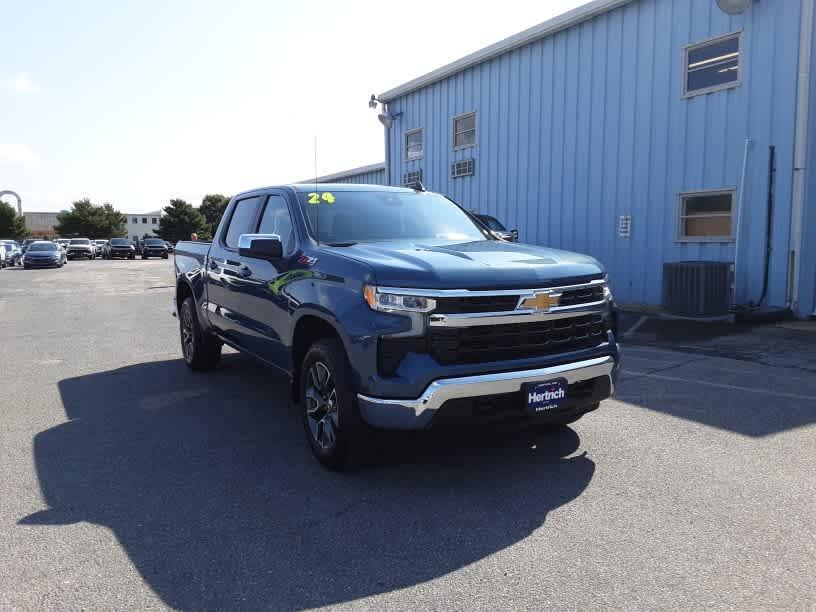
top-left (21, 238), bottom-right (38, 253)
top-left (0, 243), bottom-right (6, 269)
top-left (174, 184), bottom-right (619, 469)
top-left (94, 240), bottom-right (108, 257)
top-left (473, 213), bottom-right (518, 242)
top-left (104, 238), bottom-right (136, 259)
top-left (165, 241), bottom-right (174, 253)
top-left (141, 238), bottom-right (169, 259)
top-left (57, 239), bottom-right (70, 250)
top-left (66, 238), bottom-right (96, 260)
top-left (23, 241), bottom-right (67, 269)
top-left (0, 240), bottom-right (22, 266)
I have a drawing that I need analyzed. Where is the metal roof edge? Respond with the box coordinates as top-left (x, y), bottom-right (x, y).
top-left (295, 162), bottom-right (386, 184)
top-left (379, 0), bottom-right (635, 102)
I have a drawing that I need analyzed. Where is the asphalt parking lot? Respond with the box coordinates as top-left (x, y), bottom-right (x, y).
top-left (1, 260), bottom-right (814, 610)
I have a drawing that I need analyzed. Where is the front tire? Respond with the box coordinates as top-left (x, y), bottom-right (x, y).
top-left (300, 338), bottom-right (365, 470)
top-left (179, 296), bottom-right (222, 371)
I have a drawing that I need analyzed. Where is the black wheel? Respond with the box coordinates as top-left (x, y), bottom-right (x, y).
top-left (130, 254), bottom-right (135, 260)
top-left (300, 338), bottom-right (365, 470)
top-left (179, 296), bottom-right (222, 371)
top-left (162, 253), bottom-right (169, 259)
top-left (142, 255), bottom-right (148, 260)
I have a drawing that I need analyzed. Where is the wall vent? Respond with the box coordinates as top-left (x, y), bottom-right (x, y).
top-left (403, 170), bottom-right (423, 186)
top-left (451, 158), bottom-right (475, 178)
top-left (618, 215), bottom-right (632, 238)
top-left (663, 261), bottom-right (732, 316)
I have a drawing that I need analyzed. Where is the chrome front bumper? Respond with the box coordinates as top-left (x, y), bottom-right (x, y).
top-left (357, 355), bottom-right (617, 430)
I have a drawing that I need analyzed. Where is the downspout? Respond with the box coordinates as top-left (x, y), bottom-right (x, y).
top-left (789, 0), bottom-right (814, 313)
top-left (383, 103), bottom-right (391, 186)
top-left (733, 138), bottom-right (752, 307)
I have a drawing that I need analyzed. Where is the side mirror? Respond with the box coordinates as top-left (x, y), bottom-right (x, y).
top-left (511, 229), bottom-right (519, 242)
top-left (238, 233), bottom-right (283, 259)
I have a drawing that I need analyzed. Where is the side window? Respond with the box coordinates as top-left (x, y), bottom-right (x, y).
top-left (224, 197), bottom-right (262, 248)
top-left (684, 33), bottom-right (740, 97)
top-left (258, 195), bottom-right (295, 255)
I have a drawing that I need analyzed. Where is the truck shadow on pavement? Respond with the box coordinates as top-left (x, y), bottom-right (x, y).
top-left (22, 354), bottom-right (593, 610)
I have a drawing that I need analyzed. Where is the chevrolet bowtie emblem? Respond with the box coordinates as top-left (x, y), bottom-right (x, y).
top-left (520, 292), bottom-right (560, 311)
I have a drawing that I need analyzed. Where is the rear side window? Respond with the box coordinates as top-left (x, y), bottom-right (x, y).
top-left (258, 195), bottom-right (295, 256)
top-left (224, 197), bottom-right (262, 248)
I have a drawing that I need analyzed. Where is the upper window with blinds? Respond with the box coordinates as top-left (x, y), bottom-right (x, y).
top-left (684, 32), bottom-right (741, 97)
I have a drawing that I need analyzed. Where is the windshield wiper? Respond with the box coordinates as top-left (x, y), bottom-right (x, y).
top-left (324, 242), bottom-right (357, 247)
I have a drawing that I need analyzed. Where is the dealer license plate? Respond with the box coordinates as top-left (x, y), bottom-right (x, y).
top-left (524, 379), bottom-right (568, 413)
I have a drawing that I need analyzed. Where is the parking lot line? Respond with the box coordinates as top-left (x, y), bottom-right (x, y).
top-left (621, 369), bottom-right (816, 402)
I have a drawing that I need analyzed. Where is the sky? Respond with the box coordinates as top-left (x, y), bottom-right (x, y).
top-left (1, 0), bottom-right (586, 213)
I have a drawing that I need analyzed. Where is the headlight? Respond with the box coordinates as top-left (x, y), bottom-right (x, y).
top-left (364, 285), bottom-right (436, 313)
top-left (603, 275), bottom-right (613, 300)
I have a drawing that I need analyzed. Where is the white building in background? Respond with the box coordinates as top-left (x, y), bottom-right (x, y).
top-left (123, 211), bottom-right (162, 241)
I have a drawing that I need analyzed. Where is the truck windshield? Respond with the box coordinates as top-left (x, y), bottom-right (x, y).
top-left (110, 239), bottom-right (131, 246)
top-left (298, 191), bottom-right (485, 244)
top-left (477, 215), bottom-right (507, 232)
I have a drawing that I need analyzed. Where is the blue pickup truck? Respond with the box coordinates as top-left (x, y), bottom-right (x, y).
top-left (174, 184), bottom-right (620, 468)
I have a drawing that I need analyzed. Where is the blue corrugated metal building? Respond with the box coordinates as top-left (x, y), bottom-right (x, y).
top-left (364, 0), bottom-right (815, 318)
top-left (299, 163), bottom-right (386, 185)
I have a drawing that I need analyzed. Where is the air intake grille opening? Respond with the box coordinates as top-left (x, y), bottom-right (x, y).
top-left (451, 159), bottom-right (475, 178)
top-left (403, 170), bottom-right (423, 186)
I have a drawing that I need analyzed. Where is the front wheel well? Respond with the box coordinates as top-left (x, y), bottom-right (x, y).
top-left (291, 315), bottom-right (343, 402)
top-left (176, 282), bottom-right (193, 313)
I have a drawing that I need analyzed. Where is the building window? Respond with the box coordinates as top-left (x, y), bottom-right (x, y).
top-left (452, 112), bottom-right (476, 150)
top-left (405, 128), bottom-right (424, 161)
top-left (403, 169), bottom-right (423, 187)
top-left (678, 190), bottom-right (734, 241)
top-left (132, 217), bottom-right (138, 224)
top-left (684, 33), bottom-right (740, 97)
top-left (141, 217), bottom-right (147, 224)
top-left (151, 217), bottom-right (158, 224)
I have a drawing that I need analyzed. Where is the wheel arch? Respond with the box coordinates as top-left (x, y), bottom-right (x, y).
top-left (290, 312), bottom-right (347, 402)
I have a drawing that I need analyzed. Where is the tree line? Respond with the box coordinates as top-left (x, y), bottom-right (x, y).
top-left (0, 195), bottom-right (231, 242)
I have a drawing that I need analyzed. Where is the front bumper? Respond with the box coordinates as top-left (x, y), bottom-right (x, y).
top-left (24, 258), bottom-right (61, 267)
top-left (67, 250), bottom-right (93, 258)
top-left (357, 354), bottom-right (617, 430)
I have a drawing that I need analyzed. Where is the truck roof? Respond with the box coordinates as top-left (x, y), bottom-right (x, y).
top-left (234, 183), bottom-right (419, 200)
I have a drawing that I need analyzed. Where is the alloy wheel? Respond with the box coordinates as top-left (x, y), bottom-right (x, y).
top-left (180, 306), bottom-right (195, 362)
top-left (304, 361), bottom-right (339, 450)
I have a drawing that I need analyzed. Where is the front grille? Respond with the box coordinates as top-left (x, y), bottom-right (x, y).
top-left (434, 295), bottom-right (519, 314)
top-left (559, 285), bottom-right (605, 307)
top-left (378, 314), bottom-right (608, 375)
top-left (428, 314), bottom-right (608, 366)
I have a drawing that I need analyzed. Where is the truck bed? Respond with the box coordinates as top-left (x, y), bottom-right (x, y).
top-left (174, 241), bottom-right (211, 278)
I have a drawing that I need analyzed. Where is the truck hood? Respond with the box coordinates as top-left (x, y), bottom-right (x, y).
top-left (333, 240), bottom-right (605, 289)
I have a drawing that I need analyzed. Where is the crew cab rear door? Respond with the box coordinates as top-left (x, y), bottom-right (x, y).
top-left (205, 195), bottom-right (265, 346)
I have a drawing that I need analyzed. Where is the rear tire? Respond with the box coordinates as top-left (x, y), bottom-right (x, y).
top-left (179, 296), bottom-right (222, 371)
top-left (299, 338), bottom-right (366, 470)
